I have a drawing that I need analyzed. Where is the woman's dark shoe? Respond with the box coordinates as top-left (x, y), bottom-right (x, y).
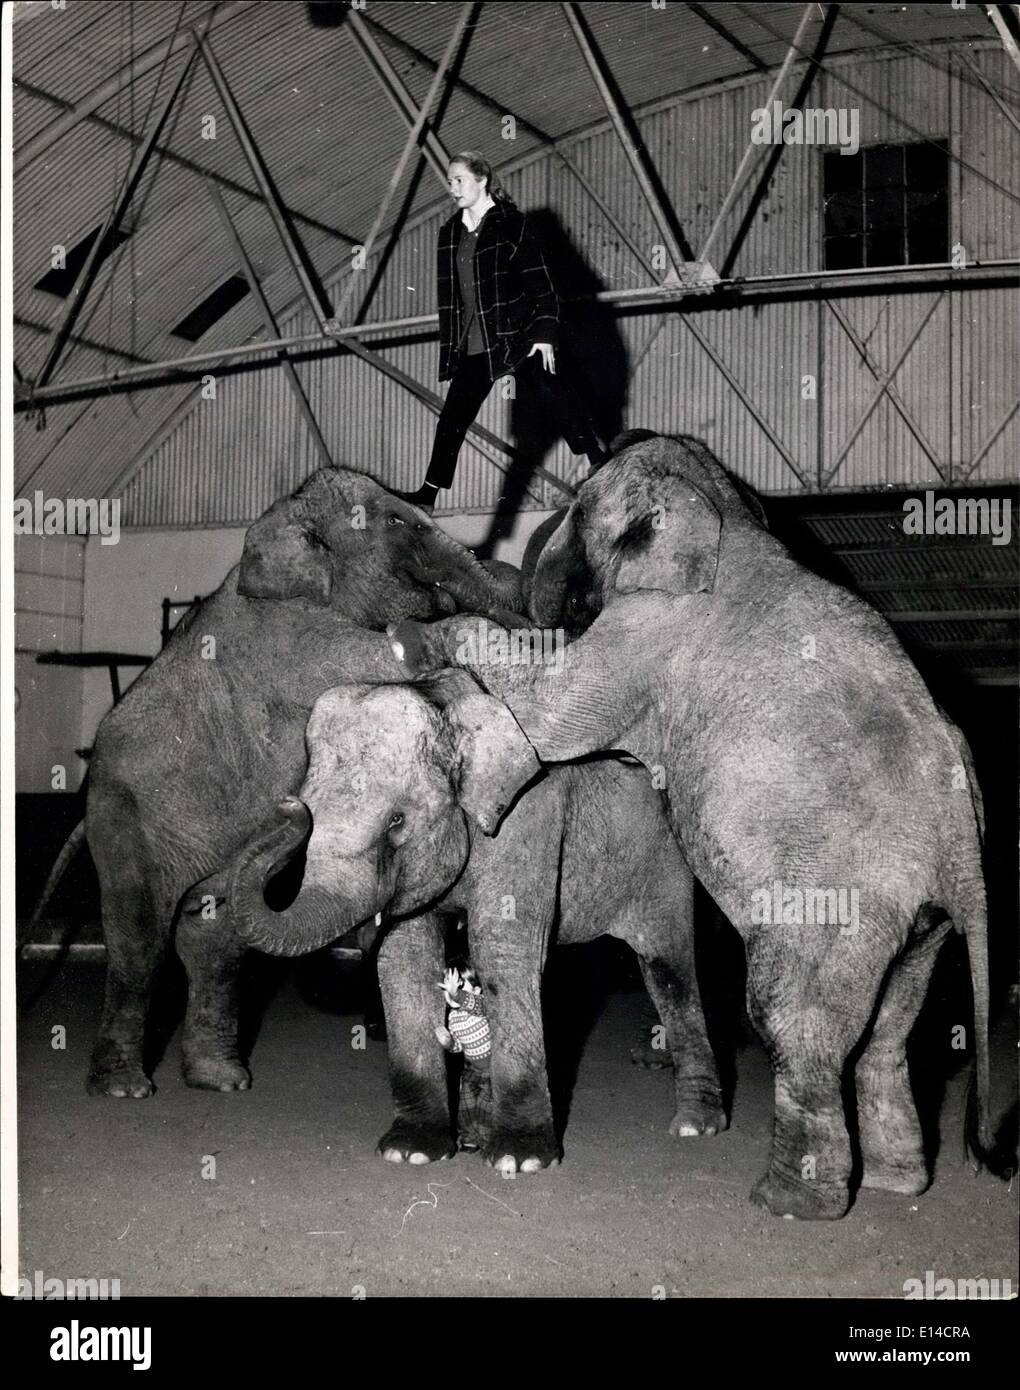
top-left (388, 480), bottom-right (440, 512)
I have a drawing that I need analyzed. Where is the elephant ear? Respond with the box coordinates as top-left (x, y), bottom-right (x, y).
top-left (426, 670), bottom-right (541, 835)
top-left (238, 494), bottom-right (332, 603)
top-left (614, 476), bottom-right (722, 597)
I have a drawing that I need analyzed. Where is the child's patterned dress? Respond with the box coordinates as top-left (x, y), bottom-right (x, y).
top-left (447, 988), bottom-right (491, 1069)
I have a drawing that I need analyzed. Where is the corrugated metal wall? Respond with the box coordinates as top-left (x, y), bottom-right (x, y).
top-left (14, 535), bottom-right (86, 792)
top-left (123, 42), bottom-right (1019, 524)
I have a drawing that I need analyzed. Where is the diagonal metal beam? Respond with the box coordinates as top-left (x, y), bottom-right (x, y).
top-left (824, 299), bottom-right (945, 477)
top-left (17, 76), bottom-right (361, 248)
top-left (719, 3), bottom-right (838, 280)
top-left (823, 295), bottom-right (945, 486)
top-left (840, 7), bottom-right (1020, 108)
top-left (960, 399), bottom-right (1020, 481)
top-left (205, 179), bottom-right (333, 468)
top-left (104, 385), bottom-right (206, 503)
top-left (350, 8), bottom-right (669, 373)
top-left (197, 33), bottom-right (333, 328)
top-left (685, 3), bottom-right (768, 72)
top-left (333, 2), bottom-right (475, 327)
top-left (561, 1), bottom-right (692, 278)
top-left (340, 335), bottom-right (569, 497)
top-left (958, 49), bottom-right (1020, 138)
top-left (344, 8), bottom-right (451, 186)
top-left (741, 4), bottom-right (1020, 208)
top-left (197, 27), bottom-right (570, 499)
top-left (985, 4), bottom-right (1020, 78)
top-left (679, 316), bottom-right (808, 486)
top-left (360, 11), bottom-right (663, 284)
top-left (15, 314), bottom-right (152, 368)
top-left (32, 49), bottom-right (198, 394)
top-left (698, 3), bottom-right (817, 267)
top-left (13, 1), bottom-right (250, 173)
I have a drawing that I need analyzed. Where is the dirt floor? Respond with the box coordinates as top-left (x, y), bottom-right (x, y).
top-left (15, 943), bottom-right (1018, 1299)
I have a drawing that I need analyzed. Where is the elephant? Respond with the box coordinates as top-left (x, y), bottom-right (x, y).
top-left (387, 432), bottom-right (996, 1220)
top-left (223, 671), bottom-right (727, 1175)
top-left (84, 466), bottom-right (523, 1100)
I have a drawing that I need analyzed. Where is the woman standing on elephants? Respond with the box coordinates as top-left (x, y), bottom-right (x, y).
top-left (394, 151), bottom-right (608, 510)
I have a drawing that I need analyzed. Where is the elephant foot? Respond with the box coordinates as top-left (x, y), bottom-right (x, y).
top-left (669, 1096), bottom-right (728, 1138)
top-left (87, 1061), bottom-right (153, 1099)
top-left (483, 1127), bottom-right (562, 1178)
top-left (860, 1158), bottom-right (930, 1196)
top-left (750, 1166), bottom-right (850, 1221)
top-left (182, 1053), bottom-right (251, 1092)
top-left (377, 1119), bottom-right (456, 1165)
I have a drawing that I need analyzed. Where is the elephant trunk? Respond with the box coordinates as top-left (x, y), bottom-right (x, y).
top-left (530, 517), bottom-right (575, 628)
top-left (426, 523), bottom-right (524, 615)
top-left (229, 797), bottom-right (353, 957)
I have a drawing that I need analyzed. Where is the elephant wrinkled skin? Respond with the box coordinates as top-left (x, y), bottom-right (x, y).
top-left (85, 466), bottom-right (523, 1099)
top-left (389, 432), bottom-right (996, 1220)
top-left (227, 674), bottom-right (726, 1175)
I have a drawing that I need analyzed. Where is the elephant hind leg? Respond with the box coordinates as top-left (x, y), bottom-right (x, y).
top-left (614, 862), bottom-right (726, 1135)
top-left (635, 954), bottom-right (727, 1138)
top-left (856, 917), bottom-right (954, 1195)
top-left (747, 935), bottom-right (888, 1220)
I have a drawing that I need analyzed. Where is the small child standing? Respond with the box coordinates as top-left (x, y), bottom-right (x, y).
top-left (435, 966), bottom-right (491, 1072)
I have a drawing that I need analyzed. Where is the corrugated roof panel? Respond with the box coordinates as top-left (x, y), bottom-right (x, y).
top-left (837, 542), bottom-right (1019, 584)
top-left (12, 4), bottom-right (1014, 510)
top-left (867, 586), bottom-right (1019, 614)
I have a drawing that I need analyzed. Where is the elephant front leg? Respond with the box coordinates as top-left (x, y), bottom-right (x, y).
top-left (176, 889), bottom-right (252, 1092)
top-left (376, 915), bottom-right (456, 1164)
top-left (468, 932), bottom-right (560, 1177)
top-left (636, 955), bottom-right (727, 1138)
top-left (856, 921), bottom-right (952, 1196)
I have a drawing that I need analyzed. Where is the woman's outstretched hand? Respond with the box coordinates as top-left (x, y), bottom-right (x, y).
top-left (528, 342), bottom-right (555, 373)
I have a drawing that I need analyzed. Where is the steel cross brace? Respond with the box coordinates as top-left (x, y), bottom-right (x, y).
top-left (824, 299), bottom-right (947, 482)
top-left (204, 178), bottom-right (334, 468)
top-left (332, 2), bottom-right (474, 327)
top-left (698, 2), bottom-right (817, 269)
top-left (823, 295), bottom-right (947, 487)
top-left (985, 5), bottom-right (1020, 78)
top-left (344, 6), bottom-right (451, 185)
top-left (561, 1), bottom-right (696, 284)
top-left (198, 30), bottom-right (571, 500)
top-left (31, 50), bottom-right (198, 395)
top-left (960, 399), bottom-right (1020, 481)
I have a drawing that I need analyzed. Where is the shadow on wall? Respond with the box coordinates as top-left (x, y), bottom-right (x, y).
top-left (477, 208), bottom-right (630, 557)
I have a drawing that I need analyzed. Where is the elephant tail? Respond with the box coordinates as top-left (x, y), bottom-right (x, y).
top-left (944, 741), bottom-right (1012, 1178)
top-left (950, 882), bottom-right (998, 1170)
top-left (23, 819), bottom-right (88, 940)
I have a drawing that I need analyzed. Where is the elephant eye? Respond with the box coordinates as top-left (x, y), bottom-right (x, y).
top-left (303, 528), bottom-right (328, 550)
top-left (388, 812), bottom-right (404, 829)
top-left (387, 513), bottom-right (405, 527)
